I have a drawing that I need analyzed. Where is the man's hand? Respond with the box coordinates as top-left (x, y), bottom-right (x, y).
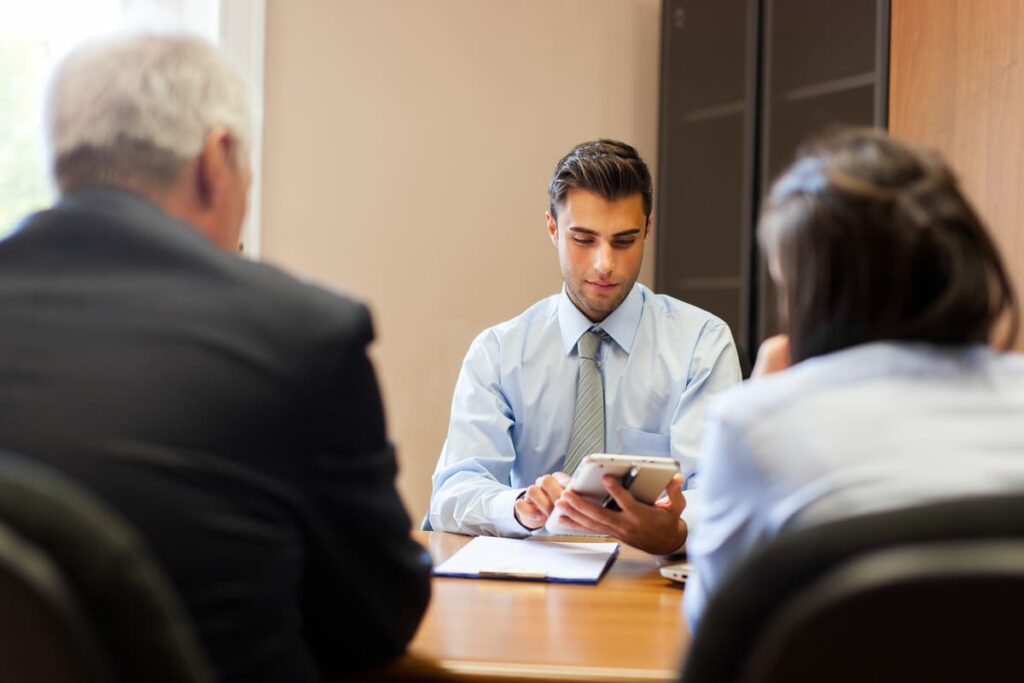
top-left (752, 334), bottom-right (791, 377)
top-left (552, 473), bottom-right (687, 554)
top-left (514, 472), bottom-right (570, 530)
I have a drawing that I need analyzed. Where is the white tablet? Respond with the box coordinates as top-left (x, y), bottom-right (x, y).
top-left (545, 454), bottom-right (680, 535)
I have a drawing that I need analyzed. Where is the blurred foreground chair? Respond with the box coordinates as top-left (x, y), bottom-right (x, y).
top-left (0, 452), bottom-right (213, 682)
top-left (682, 493), bottom-right (1024, 683)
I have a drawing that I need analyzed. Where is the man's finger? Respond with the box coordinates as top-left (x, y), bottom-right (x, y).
top-left (560, 491), bottom-right (618, 529)
top-left (553, 471), bottom-right (571, 487)
top-left (551, 509), bottom-right (586, 532)
top-left (556, 502), bottom-right (617, 537)
top-left (516, 497), bottom-right (541, 516)
top-left (525, 484), bottom-right (553, 512)
top-left (664, 474), bottom-right (686, 514)
top-left (514, 498), bottom-right (547, 529)
top-left (538, 475), bottom-right (565, 503)
top-left (601, 474), bottom-right (639, 513)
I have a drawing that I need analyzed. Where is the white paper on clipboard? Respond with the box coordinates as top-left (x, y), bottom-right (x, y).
top-left (433, 537), bottom-right (619, 584)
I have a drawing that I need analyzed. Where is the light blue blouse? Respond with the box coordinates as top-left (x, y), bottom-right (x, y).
top-left (685, 341), bottom-right (1024, 629)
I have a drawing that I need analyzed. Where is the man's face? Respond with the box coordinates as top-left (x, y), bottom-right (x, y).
top-left (547, 188), bottom-right (649, 323)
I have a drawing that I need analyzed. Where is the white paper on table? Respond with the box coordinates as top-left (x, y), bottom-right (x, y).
top-left (432, 536), bottom-right (620, 584)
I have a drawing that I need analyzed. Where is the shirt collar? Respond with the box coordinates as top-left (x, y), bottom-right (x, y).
top-left (558, 283), bottom-right (644, 355)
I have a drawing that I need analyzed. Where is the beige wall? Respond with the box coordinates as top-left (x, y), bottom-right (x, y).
top-left (261, 0), bottom-right (662, 520)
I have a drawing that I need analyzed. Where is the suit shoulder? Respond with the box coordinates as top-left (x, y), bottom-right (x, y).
top-left (232, 258), bottom-right (374, 344)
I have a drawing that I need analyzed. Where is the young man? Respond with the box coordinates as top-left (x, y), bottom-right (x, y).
top-left (428, 139), bottom-right (741, 553)
top-left (0, 32), bottom-right (429, 682)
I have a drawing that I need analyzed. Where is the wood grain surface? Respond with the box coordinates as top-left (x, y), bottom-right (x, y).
top-left (408, 531), bottom-right (690, 682)
top-left (889, 0), bottom-right (1024, 349)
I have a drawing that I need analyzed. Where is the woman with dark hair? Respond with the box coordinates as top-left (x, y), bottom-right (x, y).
top-left (683, 128), bottom-right (1024, 629)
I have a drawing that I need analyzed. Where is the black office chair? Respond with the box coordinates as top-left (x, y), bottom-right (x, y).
top-left (681, 494), bottom-right (1024, 683)
top-left (0, 453), bottom-right (213, 683)
top-left (0, 521), bottom-right (110, 681)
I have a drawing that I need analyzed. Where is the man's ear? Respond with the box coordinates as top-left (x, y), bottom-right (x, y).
top-left (644, 214), bottom-right (652, 239)
top-left (546, 210), bottom-right (558, 247)
top-left (196, 127), bottom-right (234, 209)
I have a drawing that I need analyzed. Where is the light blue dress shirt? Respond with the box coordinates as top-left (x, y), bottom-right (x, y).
top-left (684, 341), bottom-right (1024, 630)
top-left (428, 283), bottom-right (741, 537)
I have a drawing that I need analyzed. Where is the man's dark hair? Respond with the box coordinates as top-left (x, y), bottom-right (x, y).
top-left (759, 127), bottom-right (1019, 362)
top-left (548, 139), bottom-right (653, 220)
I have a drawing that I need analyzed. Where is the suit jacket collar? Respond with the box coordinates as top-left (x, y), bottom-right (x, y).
top-left (54, 186), bottom-right (213, 250)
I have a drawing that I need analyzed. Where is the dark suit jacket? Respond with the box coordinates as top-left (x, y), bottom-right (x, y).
top-left (0, 187), bottom-right (431, 682)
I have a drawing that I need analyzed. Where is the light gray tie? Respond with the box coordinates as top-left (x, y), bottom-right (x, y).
top-left (563, 330), bottom-right (606, 474)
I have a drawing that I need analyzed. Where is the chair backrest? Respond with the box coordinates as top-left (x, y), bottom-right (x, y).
top-left (0, 453), bottom-right (214, 683)
top-left (681, 493), bottom-right (1024, 683)
top-left (0, 522), bottom-right (111, 682)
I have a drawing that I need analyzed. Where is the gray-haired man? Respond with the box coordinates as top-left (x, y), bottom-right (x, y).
top-left (0, 32), bottom-right (429, 682)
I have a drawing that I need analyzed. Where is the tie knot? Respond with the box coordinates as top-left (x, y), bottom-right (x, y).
top-left (577, 329), bottom-right (603, 360)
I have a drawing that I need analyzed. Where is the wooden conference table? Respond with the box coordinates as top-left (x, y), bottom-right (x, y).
top-left (408, 531), bottom-right (691, 683)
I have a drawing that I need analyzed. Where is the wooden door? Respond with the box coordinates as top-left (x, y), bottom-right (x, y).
top-left (890, 0), bottom-right (1024, 350)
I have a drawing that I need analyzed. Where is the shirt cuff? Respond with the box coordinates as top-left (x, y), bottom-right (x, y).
top-left (490, 487), bottom-right (532, 537)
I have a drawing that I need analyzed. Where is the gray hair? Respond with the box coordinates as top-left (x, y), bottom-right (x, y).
top-left (44, 31), bottom-right (251, 193)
